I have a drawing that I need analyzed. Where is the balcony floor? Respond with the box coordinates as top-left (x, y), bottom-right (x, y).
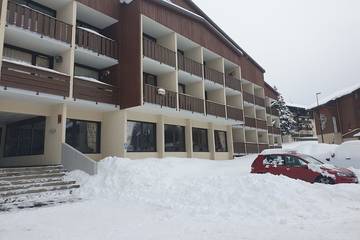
top-left (143, 57), bottom-right (175, 75)
top-left (75, 48), bottom-right (118, 69)
top-left (204, 79), bottom-right (224, 91)
top-left (178, 70), bottom-right (202, 84)
top-left (5, 25), bottom-right (70, 56)
top-left (225, 87), bottom-right (241, 96)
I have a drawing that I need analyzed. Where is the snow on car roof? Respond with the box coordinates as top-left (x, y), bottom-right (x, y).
top-left (260, 149), bottom-right (300, 155)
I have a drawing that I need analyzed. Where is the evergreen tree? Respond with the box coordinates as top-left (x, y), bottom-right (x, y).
top-left (271, 87), bottom-right (296, 135)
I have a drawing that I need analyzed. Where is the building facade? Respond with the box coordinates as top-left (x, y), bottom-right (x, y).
top-left (0, 0), bottom-right (275, 168)
top-left (311, 85), bottom-right (360, 144)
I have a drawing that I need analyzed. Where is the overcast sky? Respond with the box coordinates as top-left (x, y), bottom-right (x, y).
top-left (193, 0), bottom-right (360, 106)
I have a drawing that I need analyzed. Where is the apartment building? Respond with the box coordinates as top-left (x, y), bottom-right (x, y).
top-left (0, 0), bottom-right (271, 169)
top-left (310, 84), bottom-right (360, 144)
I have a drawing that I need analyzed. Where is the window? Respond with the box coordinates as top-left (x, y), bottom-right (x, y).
top-left (4, 117), bottom-right (45, 157)
top-left (75, 65), bottom-right (100, 80)
top-left (3, 45), bottom-right (52, 68)
top-left (214, 130), bottom-right (228, 152)
top-left (66, 119), bottom-right (101, 154)
top-left (283, 155), bottom-right (304, 167)
top-left (263, 155), bottom-right (284, 166)
top-left (178, 84), bottom-right (186, 94)
top-left (14, 0), bottom-right (56, 17)
top-left (127, 121), bottom-right (156, 152)
top-left (165, 125), bottom-right (185, 152)
top-left (192, 128), bottom-right (208, 152)
top-left (143, 72), bottom-right (157, 86)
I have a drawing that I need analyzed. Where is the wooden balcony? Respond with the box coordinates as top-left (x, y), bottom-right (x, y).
top-left (268, 126), bottom-right (281, 135)
top-left (225, 75), bottom-right (241, 91)
top-left (7, 0), bottom-right (72, 44)
top-left (266, 107), bottom-right (271, 114)
top-left (178, 54), bottom-right (202, 78)
top-left (73, 77), bottom-right (118, 105)
top-left (178, 93), bottom-right (204, 114)
top-left (246, 143), bottom-right (259, 153)
top-left (0, 60), bottom-right (70, 97)
top-left (204, 66), bottom-right (224, 85)
top-left (227, 106), bottom-right (243, 121)
top-left (245, 117), bottom-right (256, 128)
top-left (76, 27), bottom-right (118, 59)
top-left (233, 142), bottom-right (246, 154)
top-left (143, 37), bottom-right (176, 68)
top-left (243, 92), bottom-right (254, 103)
top-left (258, 144), bottom-right (269, 152)
top-left (271, 108), bottom-right (279, 116)
top-left (143, 84), bottom-right (177, 109)
top-left (254, 96), bottom-right (265, 107)
top-left (256, 119), bottom-right (267, 129)
top-left (206, 100), bottom-right (226, 118)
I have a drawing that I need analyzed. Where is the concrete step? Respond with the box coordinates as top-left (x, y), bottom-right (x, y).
top-left (0, 165), bottom-right (63, 173)
top-left (0, 172), bottom-right (66, 182)
top-left (0, 183), bottom-right (80, 198)
top-left (0, 168), bottom-right (67, 178)
top-left (0, 180), bottom-right (76, 192)
top-left (0, 177), bottom-right (65, 187)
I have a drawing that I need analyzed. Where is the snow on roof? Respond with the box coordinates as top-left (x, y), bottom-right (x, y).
top-left (354, 132), bottom-right (360, 137)
top-left (308, 83), bottom-right (360, 109)
top-left (286, 102), bottom-right (308, 109)
top-left (119, 0), bottom-right (133, 4)
top-left (260, 149), bottom-right (299, 155)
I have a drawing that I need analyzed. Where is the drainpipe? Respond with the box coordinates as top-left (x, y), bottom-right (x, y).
top-left (335, 99), bottom-right (343, 137)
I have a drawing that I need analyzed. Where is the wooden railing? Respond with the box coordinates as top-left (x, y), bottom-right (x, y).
top-left (73, 78), bottom-right (118, 105)
top-left (254, 96), bottom-right (265, 106)
top-left (206, 100), bottom-right (226, 118)
top-left (256, 119), bottom-right (267, 129)
top-left (76, 27), bottom-right (118, 59)
top-left (178, 54), bottom-right (202, 78)
top-left (178, 93), bottom-right (204, 114)
top-left (143, 84), bottom-right (177, 108)
top-left (233, 142), bottom-right (246, 154)
top-left (271, 108), bottom-right (279, 116)
top-left (225, 75), bottom-right (241, 91)
top-left (245, 117), bottom-right (256, 128)
top-left (266, 107), bottom-right (272, 114)
top-left (0, 60), bottom-right (70, 97)
top-left (143, 37), bottom-right (176, 67)
top-left (7, 0), bottom-right (72, 44)
top-left (268, 126), bottom-right (281, 135)
top-left (258, 144), bottom-right (269, 152)
top-left (246, 143), bottom-right (259, 153)
top-left (227, 105), bottom-right (243, 121)
top-left (204, 66), bottom-right (224, 85)
top-left (243, 92), bottom-right (254, 103)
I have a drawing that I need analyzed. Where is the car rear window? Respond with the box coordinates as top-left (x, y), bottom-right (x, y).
top-left (263, 155), bottom-right (284, 166)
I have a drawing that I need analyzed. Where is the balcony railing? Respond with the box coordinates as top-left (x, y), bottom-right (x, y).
top-left (266, 107), bottom-right (271, 114)
top-left (258, 144), bottom-right (269, 152)
top-left (243, 92), bottom-right (254, 103)
top-left (178, 93), bottom-right (204, 114)
top-left (233, 142), bottom-right (246, 154)
top-left (204, 66), bottom-right (224, 85)
top-left (178, 54), bottom-right (202, 78)
top-left (254, 96), bottom-right (265, 107)
top-left (143, 37), bottom-right (176, 68)
top-left (227, 106), bottom-right (243, 121)
top-left (271, 108), bottom-right (279, 116)
top-left (0, 60), bottom-right (70, 97)
top-left (245, 117), bottom-right (256, 128)
top-left (76, 27), bottom-right (118, 59)
top-left (73, 77), bottom-right (118, 105)
top-left (143, 84), bottom-right (177, 109)
top-left (206, 100), bottom-right (226, 118)
top-left (246, 143), bottom-right (259, 153)
top-left (7, 0), bottom-right (72, 44)
top-left (256, 119), bottom-right (267, 129)
top-left (225, 75), bottom-right (241, 91)
top-left (268, 126), bottom-right (281, 135)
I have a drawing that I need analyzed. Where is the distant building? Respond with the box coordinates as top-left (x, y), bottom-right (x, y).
top-left (283, 103), bottom-right (317, 143)
top-left (309, 84), bottom-right (360, 144)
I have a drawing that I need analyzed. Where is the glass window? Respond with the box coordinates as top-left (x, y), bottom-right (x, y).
top-left (178, 84), bottom-right (186, 94)
top-left (165, 125), bottom-right (185, 152)
top-left (263, 155), bottom-right (284, 166)
top-left (36, 55), bottom-right (50, 68)
top-left (3, 47), bottom-right (32, 64)
top-left (143, 72), bottom-right (157, 86)
top-left (74, 65), bottom-right (99, 80)
top-left (192, 128), bottom-right (208, 152)
top-left (127, 121), bottom-right (156, 152)
top-left (66, 119), bottom-right (101, 154)
top-left (214, 130), bottom-right (228, 152)
top-left (4, 117), bottom-right (46, 157)
top-left (283, 155), bottom-right (305, 167)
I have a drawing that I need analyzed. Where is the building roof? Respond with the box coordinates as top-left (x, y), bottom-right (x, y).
top-left (308, 83), bottom-right (360, 109)
top-left (121, 0), bottom-right (266, 73)
top-left (286, 102), bottom-right (308, 109)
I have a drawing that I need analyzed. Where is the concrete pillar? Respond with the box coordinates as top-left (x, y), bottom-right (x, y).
top-left (227, 125), bottom-right (234, 159)
top-left (209, 123), bottom-right (215, 160)
top-left (186, 119), bottom-right (193, 158)
top-left (157, 115), bottom-right (165, 158)
top-left (44, 104), bottom-right (67, 165)
top-left (0, 0), bottom-right (8, 70)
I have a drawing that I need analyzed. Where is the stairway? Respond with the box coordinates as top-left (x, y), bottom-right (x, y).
top-left (0, 165), bottom-right (80, 211)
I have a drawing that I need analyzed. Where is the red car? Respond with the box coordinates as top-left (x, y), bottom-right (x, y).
top-left (251, 150), bottom-right (358, 184)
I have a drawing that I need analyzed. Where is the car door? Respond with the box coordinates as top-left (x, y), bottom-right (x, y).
top-left (264, 154), bottom-right (287, 176)
top-left (282, 155), bottom-right (310, 181)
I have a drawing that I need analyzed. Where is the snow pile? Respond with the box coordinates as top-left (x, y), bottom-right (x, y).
top-left (282, 141), bottom-right (337, 162)
top-left (333, 141), bottom-right (360, 169)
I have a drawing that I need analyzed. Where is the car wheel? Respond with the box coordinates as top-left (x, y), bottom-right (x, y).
top-left (316, 176), bottom-right (335, 184)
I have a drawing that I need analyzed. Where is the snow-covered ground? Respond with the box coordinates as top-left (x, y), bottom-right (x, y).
top-left (1, 155), bottom-right (360, 240)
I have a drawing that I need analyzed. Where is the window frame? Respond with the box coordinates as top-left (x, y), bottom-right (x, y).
top-left (126, 120), bottom-right (157, 153)
top-left (192, 127), bottom-right (209, 152)
top-left (214, 130), bottom-right (228, 152)
top-left (65, 119), bottom-right (101, 154)
top-left (164, 124), bottom-right (186, 152)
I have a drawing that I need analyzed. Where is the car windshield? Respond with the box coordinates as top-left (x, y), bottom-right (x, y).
top-left (300, 155), bottom-right (324, 165)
